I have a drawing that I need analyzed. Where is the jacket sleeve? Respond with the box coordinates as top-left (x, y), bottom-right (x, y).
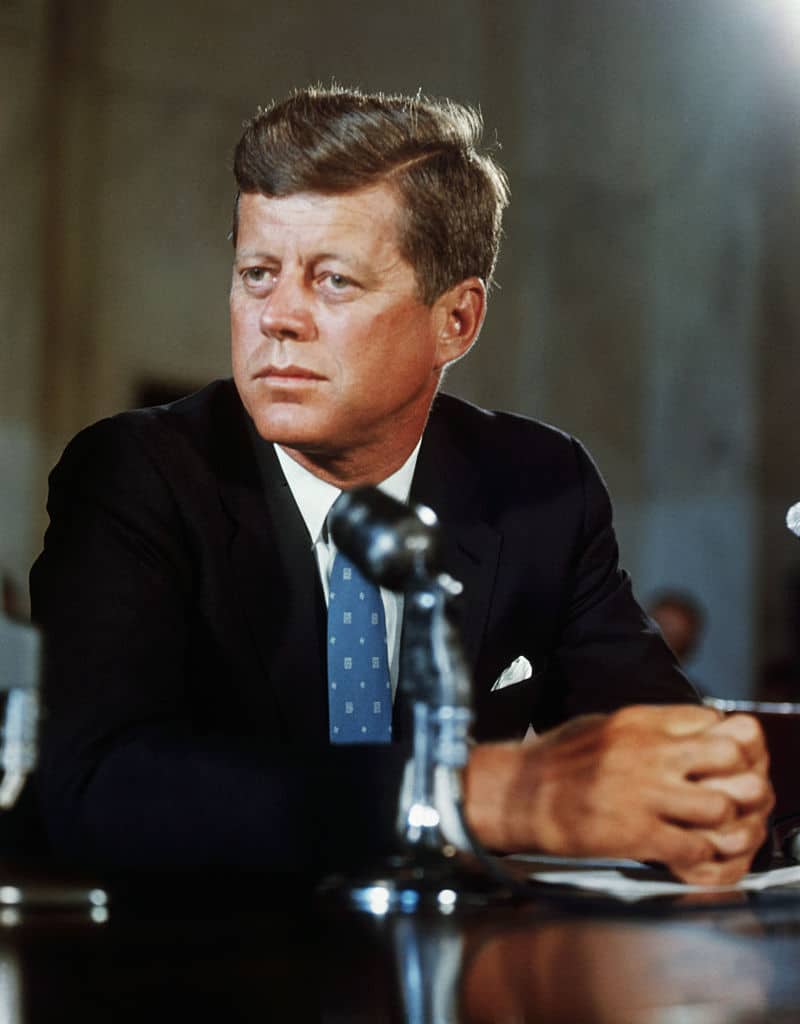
top-left (30, 419), bottom-right (405, 873)
top-left (536, 437), bottom-right (698, 729)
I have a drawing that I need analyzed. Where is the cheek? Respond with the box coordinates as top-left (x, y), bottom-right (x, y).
top-left (344, 307), bottom-right (432, 369)
top-left (230, 335), bottom-right (259, 398)
top-left (230, 307), bottom-right (260, 362)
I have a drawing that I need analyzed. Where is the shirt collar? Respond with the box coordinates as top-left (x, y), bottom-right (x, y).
top-left (274, 441), bottom-right (423, 546)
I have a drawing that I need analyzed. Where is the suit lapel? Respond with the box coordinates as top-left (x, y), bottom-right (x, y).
top-left (409, 397), bottom-right (501, 673)
top-left (392, 397), bottom-right (501, 741)
top-left (213, 397), bottom-right (329, 745)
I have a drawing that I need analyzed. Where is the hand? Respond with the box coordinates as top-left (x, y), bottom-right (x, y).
top-left (682, 712), bottom-right (774, 884)
top-left (464, 704), bottom-right (773, 884)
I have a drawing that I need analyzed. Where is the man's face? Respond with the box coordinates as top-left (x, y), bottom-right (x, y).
top-left (230, 185), bottom-right (456, 481)
top-left (651, 604), bottom-right (698, 661)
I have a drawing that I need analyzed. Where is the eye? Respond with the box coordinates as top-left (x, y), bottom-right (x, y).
top-left (318, 271), bottom-right (360, 298)
top-left (242, 267), bottom-right (267, 284)
top-left (238, 266), bottom-right (277, 295)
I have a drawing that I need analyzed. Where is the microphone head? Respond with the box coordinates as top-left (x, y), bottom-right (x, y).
top-left (787, 502), bottom-right (800, 538)
top-left (329, 487), bottom-right (440, 590)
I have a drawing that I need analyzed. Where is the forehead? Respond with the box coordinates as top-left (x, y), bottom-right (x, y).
top-left (235, 185), bottom-right (405, 256)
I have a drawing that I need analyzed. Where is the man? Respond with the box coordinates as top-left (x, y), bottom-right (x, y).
top-left (647, 589), bottom-right (708, 696)
top-left (647, 590), bottom-right (706, 663)
top-left (31, 87), bottom-right (771, 883)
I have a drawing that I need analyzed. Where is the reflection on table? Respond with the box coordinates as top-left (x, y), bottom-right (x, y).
top-left (0, 869), bottom-right (799, 1022)
top-left (460, 910), bottom-right (772, 1023)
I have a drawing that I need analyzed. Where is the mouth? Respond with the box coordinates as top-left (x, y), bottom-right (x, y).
top-left (255, 365), bottom-right (326, 382)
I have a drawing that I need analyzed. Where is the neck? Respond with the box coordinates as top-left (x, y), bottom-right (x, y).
top-left (277, 437), bottom-right (421, 489)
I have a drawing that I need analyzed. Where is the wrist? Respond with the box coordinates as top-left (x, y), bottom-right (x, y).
top-left (464, 742), bottom-right (544, 853)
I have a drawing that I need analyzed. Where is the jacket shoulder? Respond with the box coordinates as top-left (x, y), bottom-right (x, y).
top-left (429, 392), bottom-right (595, 479)
top-left (51, 379), bottom-right (246, 483)
top-left (431, 391), bottom-right (573, 446)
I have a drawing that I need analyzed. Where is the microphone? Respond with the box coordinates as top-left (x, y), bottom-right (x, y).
top-left (787, 502), bottom-right (800, 538)
top-left (328, 487), bottom-right (440, 590)
top-left (321, 489), bottom-right (521, 906)
top-left (0, 613), bottom-right (41, 808)
top-left (782, 826), bottom-right (800, 864)
top-left (0, 689), bottom-right (38, 808)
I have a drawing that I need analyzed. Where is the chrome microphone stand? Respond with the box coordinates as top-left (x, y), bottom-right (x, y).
top-left (0, 614), bottom-right (39, 812)
top-left (0, 611), bottom-right (108, 918)
top-left (320, 489), bottom-right (518, 912)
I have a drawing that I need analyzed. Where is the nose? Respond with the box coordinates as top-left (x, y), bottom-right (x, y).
top-left (259, 272), bottom-right (315, 342)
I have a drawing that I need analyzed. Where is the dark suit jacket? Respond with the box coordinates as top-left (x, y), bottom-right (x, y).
top-left (30, 380), bottom-right (695, 872)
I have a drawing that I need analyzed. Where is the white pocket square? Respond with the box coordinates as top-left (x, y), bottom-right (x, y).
top-left (490, 655), bottom-right (533, 692)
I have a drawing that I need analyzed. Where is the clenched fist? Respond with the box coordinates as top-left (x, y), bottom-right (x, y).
top-left (464, 704), bottom-right (773, 884)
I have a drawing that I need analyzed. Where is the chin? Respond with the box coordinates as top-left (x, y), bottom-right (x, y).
top-left (247, 405), bottom-right (326, 449)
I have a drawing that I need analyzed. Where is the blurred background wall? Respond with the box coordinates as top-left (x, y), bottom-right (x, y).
top-left (2, 0), bottom-right (799, 697)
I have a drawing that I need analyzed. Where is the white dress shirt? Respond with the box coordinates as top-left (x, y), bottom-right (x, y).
top-left (273, 443), bottom-right (422, 698)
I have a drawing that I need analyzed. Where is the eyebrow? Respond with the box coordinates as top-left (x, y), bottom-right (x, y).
top-left (315, 251), bottom-right (376, 277)
top-left (233, 249), bottom-right (278, 263)
top-left (234, 249), bottom-right (375, 280)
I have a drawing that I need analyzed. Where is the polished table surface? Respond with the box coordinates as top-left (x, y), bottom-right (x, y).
top-left (4, 863), bottom-right (800, 1023)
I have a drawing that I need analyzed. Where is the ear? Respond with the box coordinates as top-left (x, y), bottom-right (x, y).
top-left (432, 277), bottom-right (487, 371)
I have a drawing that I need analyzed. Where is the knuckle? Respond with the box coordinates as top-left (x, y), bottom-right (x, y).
top-left (715, 821), bottom-right (760, 857)
top-left (704, 735), bottom-right (740, 768)
top-left (706, 790), bottom-right (735, 825)
top-left (729, 771), bottom-right (764, 803)
top-left (727, 713), bottom-right (764, 743)
top-left (734, 772), bottom-right (774, 808)
top-left (610, 705), bottom-right (646, 729)
top-left (716, 734), bottom-right (741, 759)
top-left (752, 773), bottom-right (773, 804)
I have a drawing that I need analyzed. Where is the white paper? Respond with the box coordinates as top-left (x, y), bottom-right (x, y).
top-left (524, 861), bottom-right (800, 902)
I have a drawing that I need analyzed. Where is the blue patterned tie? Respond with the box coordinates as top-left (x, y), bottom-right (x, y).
top-left (327, 550), bottom-right (392, 743)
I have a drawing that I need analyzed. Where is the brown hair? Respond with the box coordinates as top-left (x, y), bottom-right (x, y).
top-left (232, 85), bottom-right (510, 305)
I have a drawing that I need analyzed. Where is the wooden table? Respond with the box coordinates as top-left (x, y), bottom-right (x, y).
top-left (2, 866), bottom-right (800, 1022)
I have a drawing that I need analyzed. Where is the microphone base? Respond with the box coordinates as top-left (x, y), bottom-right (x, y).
top-left (317, 846), bottom-right (522, 914)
